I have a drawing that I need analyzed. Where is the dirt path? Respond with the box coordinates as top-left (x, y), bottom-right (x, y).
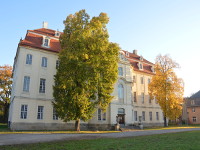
top-left (0, 128), bottom-right (200, 146)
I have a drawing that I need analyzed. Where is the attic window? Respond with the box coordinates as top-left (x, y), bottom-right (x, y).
top-left (151, 66), bottom-right (155, 73)
top-left (140, 56), bottom-right (143, 61)
top-left (126, 52), bottom-right (129, 57)
top-left (55, 31), bottom-right (60, 37)
top-left (43, 37), bottom-right (50, 47)
top-left (138, 62), bottom-right (143, 70)
top-left (191, 100), bottom-right (195, 105)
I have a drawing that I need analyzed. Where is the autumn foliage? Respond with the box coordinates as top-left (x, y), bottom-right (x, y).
top-left (149, 55), bottom-right (184, 126)
top-left (0, 65), bottom-right (12, 123)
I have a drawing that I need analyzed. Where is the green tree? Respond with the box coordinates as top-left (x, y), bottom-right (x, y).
top-left (148, 55), bottom-right (184, 127)
top-left (0, 65), bottom-right (12, 123)
top-left (53, 10), bottom-right (120, 131)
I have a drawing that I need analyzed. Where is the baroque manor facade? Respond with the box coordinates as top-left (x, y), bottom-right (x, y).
top-left (9, 23), bottom-right (164, 130)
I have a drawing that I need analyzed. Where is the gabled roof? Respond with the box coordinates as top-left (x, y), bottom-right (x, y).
top-left (19, 28), bottom-right (61, 53)
top-left (190, 90), bottom-right (200, 99)
top-left (122, 50), bottom-right (155, 75)
top-left (19, 28), bottom-right (155, 75)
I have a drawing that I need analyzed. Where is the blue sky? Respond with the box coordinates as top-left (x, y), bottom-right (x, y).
top-left (1, 0), bottom-right (200, 97)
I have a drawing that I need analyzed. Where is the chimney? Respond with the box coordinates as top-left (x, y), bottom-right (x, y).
top-left (43, 22), bottom-right (48, 29)
top-left (133, 49), bottom-right (138, 55)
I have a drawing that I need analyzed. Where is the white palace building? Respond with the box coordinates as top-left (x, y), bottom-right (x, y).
top-left (8, 23), bottom-right (164, 130)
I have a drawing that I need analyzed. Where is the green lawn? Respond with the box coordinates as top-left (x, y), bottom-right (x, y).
top-left (0, 123), bottom-right (9, 132)
top-left (1, 131), bottom-right (200, 150)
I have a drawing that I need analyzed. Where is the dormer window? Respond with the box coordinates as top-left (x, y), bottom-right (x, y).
top-left (151, 66), bottom-right (155, 73)
top-left (140, 56), bottom-right (143, 61)
top-left (55, 31), bottom-right (60, 37)
top-left (43, 37), bottom-right (50, 47)
top-left (126, 52), bottom-right (129, 57)
top-left (138, 62), bottom-right (143, 70)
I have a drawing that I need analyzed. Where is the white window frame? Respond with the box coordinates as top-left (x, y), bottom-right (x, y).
top-left (149, 111), bottom-right (152, 121)
top-left (141, 77), bottom-right (144, 84)
top-left (39, 78), bottom-right (46, 93)
top-left (118, 67), bottom-right (123, 76)
top-left (43, 37), bottom-right (50, 47)
top-left (141, 92), bottom-right (144, 104)
top-left (97, 109), bottom-right (106, 121)
top-left (41, 57), bottom-right (47, 67)
top-left (193, 117), bottom-right (197, 122)
top-left (142, 111), bottom-right (145, 121)
top-left (118, 84), bottom-right (124, 103)
top-left (192, 107), bottom-right (195, 112)
top-left (23, 76), bottom-right (30, 92)
top-left (134, 111), bottom-right (137, 121)
top-left (20, 105), bottom-right (28, 119)
top-left (53, 108), bottom-right (58, 120)
top-left (37, 106), bottom-right (44, 120)
top-left (156, 112), bottom-right (159, 120)
top-left (133, 92), bottom-right (137, 102)
top-left (26, 54), bottom-right (32, 65)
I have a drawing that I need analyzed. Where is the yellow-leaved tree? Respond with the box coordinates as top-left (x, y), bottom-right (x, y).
top-left (148, 55), bottom-right (184, 127)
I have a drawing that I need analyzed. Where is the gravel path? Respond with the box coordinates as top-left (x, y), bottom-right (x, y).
top-left (0, 128), bottom-right (200, 146)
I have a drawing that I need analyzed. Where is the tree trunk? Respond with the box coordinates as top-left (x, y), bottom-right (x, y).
top-left (164, 116), bottom-right (167, 127)
top-left (75, 119), bottom-right (80, 131)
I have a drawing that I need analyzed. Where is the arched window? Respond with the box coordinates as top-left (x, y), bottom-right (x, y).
top-left (118, 84), bottom-right (124, 103)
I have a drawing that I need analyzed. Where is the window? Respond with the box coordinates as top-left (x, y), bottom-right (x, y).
top-left (98, 109), bottom-right (106, 121)
top-left (140, 77), bottom-right (144, 84)
top-left (142, 111), bottom-right (145, 121)
top-left (149, 96), bottom-right (151, 104)
top-left (118, 67), bottom-right (123, 76)
top-left (151, 66), bottom-right (155, 73)
top-left (191, 100), bottom-right (195, 105)
top-left (134, 111), bottom-right (137, 121)
top-left (149, 112), bottom-right (152, 121)
top-left (141, 92), bottom-right (144, 104)
top-left (156, 112), bottom-right (159, 120)
top-left (118, 108), bottom-right (125, 114)
top-left (39, 78), bottom-right (46, 93)
top-left (133, 92), bottom-right (137, 102)
top-left (138, 62), bottom-right (143, 70)
top-left (37, 106), bottom-right (44, 120)
top-left (126, 52), bottom-right (129, 57)
top-left (193, 117), bottom-right (197, 122)
top-left (56, 60), bottom-right (59, 69)
top-left (118, 84), bottom-right (124, 103)
top-left (20, 105), bottom-right (28, 119)
top-left (192, 107), bottom-right (195, 112)
top-left (41, 57), bottom-right (47, 67)
top-left (44, 37), bottom-right (49, 47)
top-left (26, 54), bottom-right (32, 65)
top-left (23, 76), bottom-right (30, 92)
top-left (53, 108), bottom-right (58, 120)
top-left (148, 78), bottom-right (151, 84)
top-left (133, 75), bottom-right (136, 83)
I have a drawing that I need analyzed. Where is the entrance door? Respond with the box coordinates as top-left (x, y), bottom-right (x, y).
top-left (118, 114), bottom-right (125, 124)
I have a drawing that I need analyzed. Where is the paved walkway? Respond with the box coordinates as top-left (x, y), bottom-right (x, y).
top-left (0, 128), bottom-right (200, 145)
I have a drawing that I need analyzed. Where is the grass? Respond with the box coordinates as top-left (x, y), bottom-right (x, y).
top-left (0, 123), bottom-right (9, 132)
top-left (1, 131), bottom-right (200, 150)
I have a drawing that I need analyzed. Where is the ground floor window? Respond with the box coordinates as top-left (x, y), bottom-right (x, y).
top-left (142, 111), bottom-right (145, 121)
top-left (149, 111), bottom-right (152, 121)
top-left (53, 108), bottom-right (58, 120)
top-left (193, 117), bottom-right (197, 122)
top-left (156, 112), bottom-right (159, 120)
top-left (98, 109), bottom-right (106, 121)
top-left (134, 111), bottom-right (137, 121)
top-left (20, 105), bottom-right (28, 119)
top-left (37, 106), bottom-right (44, 120)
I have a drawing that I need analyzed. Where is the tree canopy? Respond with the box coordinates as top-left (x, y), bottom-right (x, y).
top-left (0, 65), bottom-right (12, 123)
top-left (53, 10), bottom-right (120, 131)
top-left (148, 55), bottom-right (184, 126)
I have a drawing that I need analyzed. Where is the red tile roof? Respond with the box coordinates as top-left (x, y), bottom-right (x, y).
top-left (19, 28), bottom-right (61, 53)
top-left (122, 50), bottom-right (155, 75)
top-left (19, 28), bottom-right (155, 75)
